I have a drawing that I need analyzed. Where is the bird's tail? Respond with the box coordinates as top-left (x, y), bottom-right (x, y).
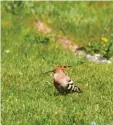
top-left (67, 83), bottom-right (82, 93)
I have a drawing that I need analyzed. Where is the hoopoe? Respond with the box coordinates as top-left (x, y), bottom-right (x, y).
top-left (44, 66), bottom-right (82, 94)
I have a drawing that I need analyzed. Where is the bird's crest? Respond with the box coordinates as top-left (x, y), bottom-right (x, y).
top-left (43, 66), bottom-right (71, 74)
top-left (55, 66), bottom-right (72, 70)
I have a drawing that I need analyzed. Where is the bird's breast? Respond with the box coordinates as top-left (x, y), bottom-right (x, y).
top-left (54, 74), bottom-right (68, 87)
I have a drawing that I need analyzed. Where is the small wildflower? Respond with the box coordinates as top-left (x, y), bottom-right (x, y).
top-left (91, 121), bottom-right (96, 125)
top-left (101, 37), bottom-right (108, 43)
top-left (5, 50), bottom-right (10, 53)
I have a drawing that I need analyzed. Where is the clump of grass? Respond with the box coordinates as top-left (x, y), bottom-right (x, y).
top-left (85, 38), bottom-right (113, 59)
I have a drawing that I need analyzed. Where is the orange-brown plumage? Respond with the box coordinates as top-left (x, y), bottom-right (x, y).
top-left (45, 66), bottom-right (82, 94)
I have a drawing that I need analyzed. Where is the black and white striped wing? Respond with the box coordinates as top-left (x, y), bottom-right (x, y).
top-left (65, 76), bottom-right (81, 92)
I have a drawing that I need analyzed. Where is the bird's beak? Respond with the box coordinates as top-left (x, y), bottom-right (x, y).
top-left (43, 70), bottom-right (54, 74)
top-left (67, 66), bottom-right (72, 68)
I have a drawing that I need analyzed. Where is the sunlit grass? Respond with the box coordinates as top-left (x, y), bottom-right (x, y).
top-left (2, 26), bottom-right (113, 125)
top-left (34, 2), bottom-right (113, 46)
top-left (1, 1), bottom-right (113, 125)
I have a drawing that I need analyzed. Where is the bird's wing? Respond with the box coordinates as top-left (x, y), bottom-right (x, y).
top-left (65, 75), bottom-right (74, 84)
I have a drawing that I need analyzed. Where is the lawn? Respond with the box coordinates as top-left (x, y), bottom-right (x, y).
top-left (1, 1), bottom-right (113, 125)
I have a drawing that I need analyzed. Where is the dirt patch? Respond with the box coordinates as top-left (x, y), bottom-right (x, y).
top-left (35, 20), bottom-right (52, 34)
top-left (56, 36), bottom-right (79, 52)
top-left (34, 20), bottom-right (79, 52)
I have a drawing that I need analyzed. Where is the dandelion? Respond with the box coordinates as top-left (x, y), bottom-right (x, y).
top-left (101, 37), bottom-right (108, 43)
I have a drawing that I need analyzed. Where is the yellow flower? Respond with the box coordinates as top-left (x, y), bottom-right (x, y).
top-left (101, 37), bottom-right (108, 43)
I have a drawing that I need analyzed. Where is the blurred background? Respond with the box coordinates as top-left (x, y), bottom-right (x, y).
top-left (2, 1), bottom-right (113, 58)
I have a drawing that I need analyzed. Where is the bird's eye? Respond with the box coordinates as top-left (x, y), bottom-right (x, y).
top-left (53, 69), bottom-right (56, 73)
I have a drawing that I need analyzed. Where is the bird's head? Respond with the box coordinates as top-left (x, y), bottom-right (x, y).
top-left (55, 66), bottom-right (71, 70)
top-left (43, 66), bottom-right (71, 74)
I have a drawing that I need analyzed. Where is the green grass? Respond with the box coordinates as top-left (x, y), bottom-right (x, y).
top-left (1, 1), bottom-right (113, 125)
top-left (33, 1), bottom-right (113, 46)
top-left (2, 1), bottom-right (113, 45)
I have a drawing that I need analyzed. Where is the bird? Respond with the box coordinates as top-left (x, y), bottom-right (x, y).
top-left (44, 66), bottom-right (82, 94)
